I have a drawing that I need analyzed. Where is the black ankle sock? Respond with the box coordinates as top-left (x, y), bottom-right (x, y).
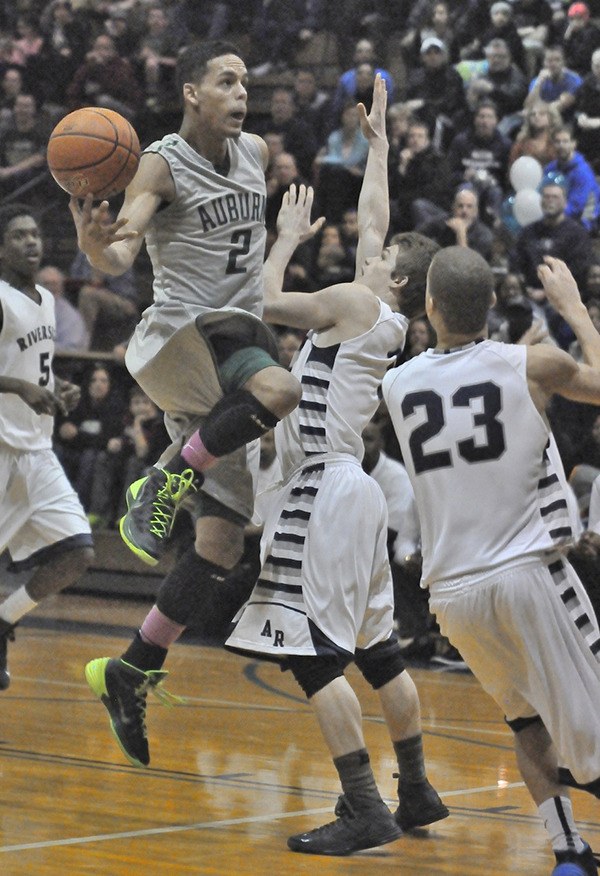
top-left (334, 749), bottom-right (385, 810)
top-left (394, 734), bottom-right (427, 785)
top-left (121, 630), bottom-right (168, 672)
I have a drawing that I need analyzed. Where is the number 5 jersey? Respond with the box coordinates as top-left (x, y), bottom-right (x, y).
top-left (0, 280), bottom-right (55, 451)
top-left (382, 339), bottom-right (574, 587)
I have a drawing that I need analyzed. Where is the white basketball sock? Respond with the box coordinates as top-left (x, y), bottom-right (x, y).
top-left (538, 796), bottom-right (585, 853)
top-left (0, 586), bottom-right (38, 625)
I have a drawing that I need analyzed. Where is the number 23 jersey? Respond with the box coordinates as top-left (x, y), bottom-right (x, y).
top-left (382, 339), bottom-right (573, 587)
top-left (0, 280), bottom-right (55, 451)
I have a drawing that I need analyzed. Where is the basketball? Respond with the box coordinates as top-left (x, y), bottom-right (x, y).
top-left (47, 107), bottom-right (141, 200)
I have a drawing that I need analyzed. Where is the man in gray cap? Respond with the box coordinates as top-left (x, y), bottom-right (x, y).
top-left (404, 36), bottom-right (467, 148)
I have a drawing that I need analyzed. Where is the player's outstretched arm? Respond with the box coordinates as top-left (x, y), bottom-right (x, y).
top-left (538, 257), bottom-right (600, 368)
top-left (68, 152), bottom-right (170, 276)
top-left (0, 377), bottom-right (61, 415)
top-left (354, 74), bottom-right (389, 278)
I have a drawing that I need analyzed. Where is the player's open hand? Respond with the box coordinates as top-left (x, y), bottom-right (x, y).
top-left (537, 256), bottom-right (583, 317)
top-left (358, 74), bottom-right (387, 143)
top-left (277, 184), bottom-right (325, 243)
top-left (55, 379), bottom-right (81, 414)
top-left (69, 194), bottom-right (138, 256)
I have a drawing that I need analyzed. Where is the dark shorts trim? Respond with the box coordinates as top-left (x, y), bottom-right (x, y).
top-left (505, 714), bottom-right (543, 733)
top-left (7, 533), bottom-right (94, 572)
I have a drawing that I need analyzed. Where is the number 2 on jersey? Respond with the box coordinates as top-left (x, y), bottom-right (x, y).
top-left (402, 382), bottom-right (506, 473)
top-left (226, 229), bottom-right (251, 275)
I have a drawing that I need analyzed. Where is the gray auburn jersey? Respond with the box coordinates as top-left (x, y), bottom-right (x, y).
top-left (143, 132), bottom-right (267, 318)
top-left (0, 280), bottom-right (55, 451)
top-left (382, 339), bottom-right (573, 587)
top-left (276, 299), bottom-right (408, 476)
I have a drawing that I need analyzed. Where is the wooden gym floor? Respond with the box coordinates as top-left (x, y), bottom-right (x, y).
top-left (0, 591), bottom-right (597, 876)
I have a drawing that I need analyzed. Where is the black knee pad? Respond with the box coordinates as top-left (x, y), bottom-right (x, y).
top-left (156, 546), bottom-right (228, 626)
top-left (286, 654), bottom-right (347, 699)
top-left (505, 714), bottom-right (543, 733)
top-left (355, 636), bottom-right (406, 690)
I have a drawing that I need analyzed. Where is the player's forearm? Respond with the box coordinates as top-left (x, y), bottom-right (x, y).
top-left (567, 305), bottom-right (600, 368)
top-left (263, 233), bottom-right (298, 308)
top-left (358, 140), bottom-right (389, 238)
top-left (0, 376), bottom-right (31, 396)
top-left (83, 240), bottom-right (136, 276)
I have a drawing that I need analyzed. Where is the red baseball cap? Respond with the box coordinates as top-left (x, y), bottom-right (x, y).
top-left (568, 2), bottom-right (590, 17)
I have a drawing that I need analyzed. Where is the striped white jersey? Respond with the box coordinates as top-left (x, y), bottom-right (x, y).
top-left (0, 280), bottom-right (55, 451)
top-left (142, 132), bottom-right (267, 323)
top-left (276, 300), bottom-right (408, 476)
top-left (382, 339), bottom-right (573, 587)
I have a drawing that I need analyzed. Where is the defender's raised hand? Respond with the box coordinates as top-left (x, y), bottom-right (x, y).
top-left (277, 184), bottom-right (325, 244)
top-left (357, 73), bottom-right (387, 143)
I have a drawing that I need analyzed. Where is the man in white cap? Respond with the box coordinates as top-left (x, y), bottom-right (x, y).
top-left (404, 36), bottom-right (467, 145)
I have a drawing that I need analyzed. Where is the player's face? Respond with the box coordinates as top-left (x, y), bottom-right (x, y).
top-left (361, 245), bottom-right (400, 297)
top-left (0, 215), bottom-right (42, 279)
top-left (193, 54), bottom-right (248, 138)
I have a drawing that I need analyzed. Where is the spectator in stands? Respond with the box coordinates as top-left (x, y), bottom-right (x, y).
top-left (311, 222), bottom-right (355, 285)
top-left (512, 0), bottom-right (552, 78)
top-left (403, 316), bottom-right (436, 359)
top-left (340, 206), bottom-right (359, 264)
top-left (582, 260), bottom-right (600, 301)
top-left (0, 93), bottom-right (50, 196)
top-left (12, 15), bottom-right (44, 69)
top-left (479, 2), bottom-right (527, 72)
top-left (388, 118), bottom-right (453, 233)
top-left (331, 38), bottom-right (394, 126)
top-left (487, 271), bottom-right (536, 343)
top-left (252, 86), bottom-right (318, 179)
top-left (276, 329), bottom-right (304, 369)
top-left (103, 8), bottom-right (140, 59)
top-left (265, 151), bottom-right (306, 233)
top-left (417, 185), bottom-right (495, 260)
top-left (512, 181), bottom-right (593, 342)
top-left (447, 99), bottom-right (511, 224)
top-left (292, 67), bottom-right (330, 145)
top-left (560, 2), bottom-right (600, 77)
top-left (55, 365), bottom-right (127, 512)
top-left (69, 249), bottom-right (139, 352)
top-left (37, 265), bottom-right (89, 352)
top-left (544, 126), bottom-right (600, 231)
top-left (247, 0), bottom-right (308, 76)
top-left (574, 48), bottom-right (600, 173)
top-left (526, 44), bottom-right (582, 120)
top-left (135, 3), bottom-right (183, 112)
top-left (314, 100), bottom-right (369, 222)
top-left (38, 1), bottom-right (88, 107)
top-left (87, 385), bottom-right (169, 529)
top-left (0, 66), bottom-right (25, 121)
top-left (172, 0), bottom-right (231, 42)
top-left (404, 37), bottom-right (467, 147)
top-left (470, 39), bottom-right (529, 134)
top-left (509, 100), bottom-right (561, 166)
top-left (404, 0), bottom-right (459, 67)
top-left (66, 33), bottom-right (143, 121)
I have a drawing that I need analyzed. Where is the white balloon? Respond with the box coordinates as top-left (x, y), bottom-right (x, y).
top-left (509, 156), bottom-right (543, 192)
top-left (513, 188), bottom-right (543, 226)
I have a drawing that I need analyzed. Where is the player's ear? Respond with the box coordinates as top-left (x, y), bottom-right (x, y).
top-left (183, 83), bottom-right (199, 107)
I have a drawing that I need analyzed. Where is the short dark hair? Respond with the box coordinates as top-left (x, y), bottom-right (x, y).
top-left (0, 203), bottom-right (38, 244)
top-left (427, 246), bottom-right (495, 333)
top-left (176, 40), bottom-right (243, 100)
top-left (389, 232), bottom-right (441, 319)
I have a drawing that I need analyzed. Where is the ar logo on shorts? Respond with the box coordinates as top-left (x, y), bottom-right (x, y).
top-left (260, 619), bottom-right (284, 646)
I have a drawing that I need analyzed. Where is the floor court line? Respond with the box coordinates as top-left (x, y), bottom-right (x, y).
top-left (0, 782), bottom-right (526, 854)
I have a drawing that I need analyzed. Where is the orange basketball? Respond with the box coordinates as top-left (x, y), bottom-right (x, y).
top-left (47, 107), bottom-right (141, 200)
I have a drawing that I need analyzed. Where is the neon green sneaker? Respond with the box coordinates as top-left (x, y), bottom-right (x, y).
top-left (85, 657), bottom-right (180, 767)
top-left (119, 467), bottom-right (198, 565)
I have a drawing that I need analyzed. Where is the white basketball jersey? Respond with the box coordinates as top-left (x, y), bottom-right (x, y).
top-left (383, 339), bottom-right (573, 586)
top-left (276, 300), bottom-right (408, 476)
top-left (0, 280), bottom-right (55, 451)
top-left (142, 132), bottom-right (267, 319)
